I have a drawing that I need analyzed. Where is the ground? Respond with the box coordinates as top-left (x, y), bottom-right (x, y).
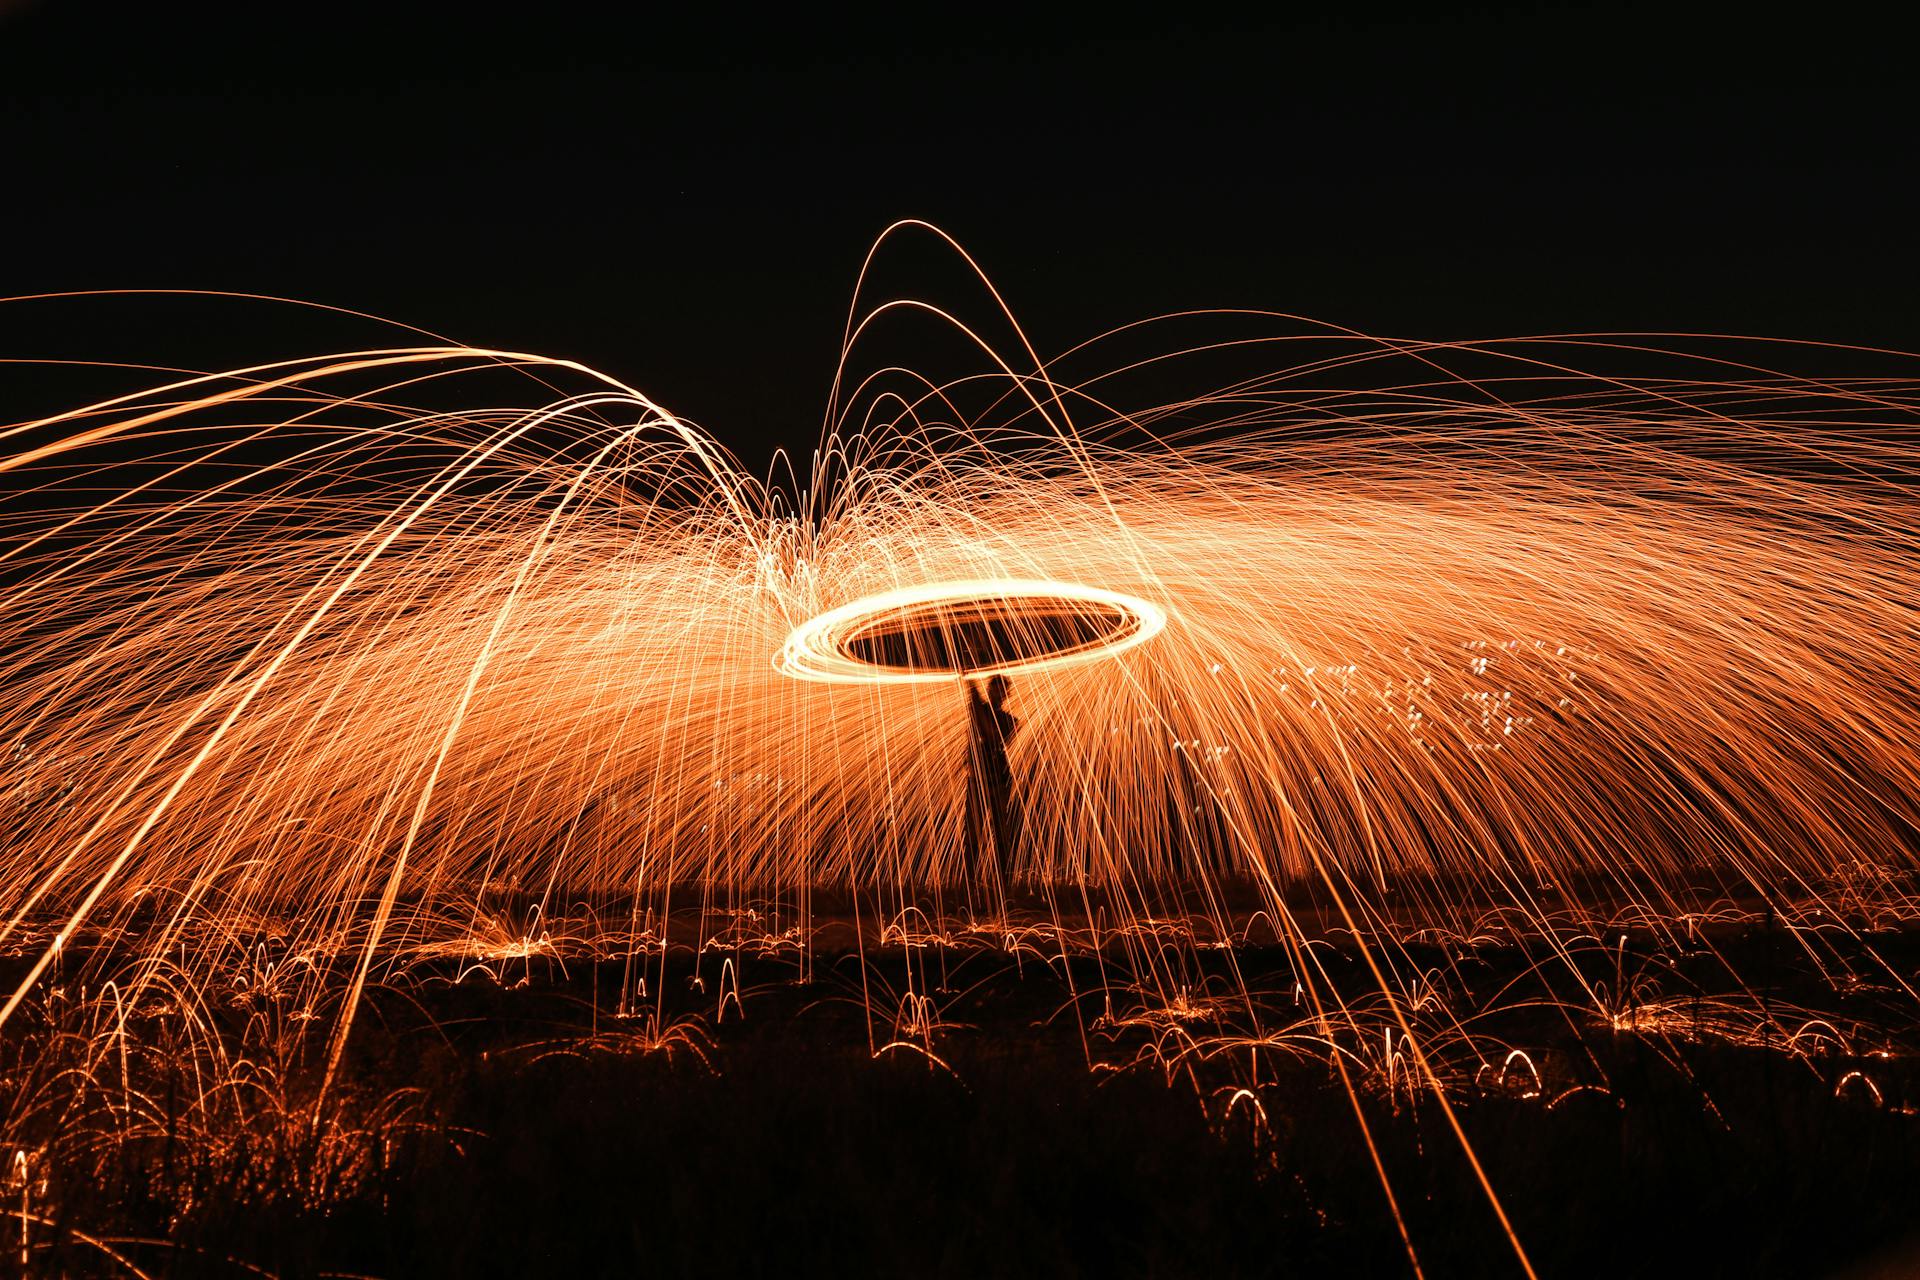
top-left (5, 893), bottom-right (1919, 1278)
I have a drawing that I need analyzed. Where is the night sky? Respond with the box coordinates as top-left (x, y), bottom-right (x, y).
top-left (4, 4), bottom-right (1914, 465)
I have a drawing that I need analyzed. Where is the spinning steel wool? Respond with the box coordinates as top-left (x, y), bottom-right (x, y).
top-left (2, 225), bottom-right (1918, 1277)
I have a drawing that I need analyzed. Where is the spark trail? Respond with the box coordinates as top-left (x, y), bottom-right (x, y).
top-left (2, 226), bottom-right (1918, 1275)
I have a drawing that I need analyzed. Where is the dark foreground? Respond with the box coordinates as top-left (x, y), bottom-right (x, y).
top-left (6, 902), bottom-right (1920, 1278)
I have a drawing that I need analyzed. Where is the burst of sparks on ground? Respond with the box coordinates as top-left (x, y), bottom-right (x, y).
top-left (3, 224), bottom-right (1920, 1276)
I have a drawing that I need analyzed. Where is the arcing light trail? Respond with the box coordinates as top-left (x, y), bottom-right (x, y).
top-left (2, 227), bottom-right (1919, 1274)
top-left (6, 327), bottom-right (1913, 928)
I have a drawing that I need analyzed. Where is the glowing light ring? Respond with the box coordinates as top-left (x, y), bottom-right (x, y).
top-left (776, 579), bottom-right (1169, 683)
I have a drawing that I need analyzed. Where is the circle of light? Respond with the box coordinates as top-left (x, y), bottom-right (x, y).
top-left (775, 578), bottom-right (1169, 684)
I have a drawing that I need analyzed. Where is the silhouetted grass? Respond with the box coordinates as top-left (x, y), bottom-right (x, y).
top-left (9, 918), bottom-right (1920, 1278)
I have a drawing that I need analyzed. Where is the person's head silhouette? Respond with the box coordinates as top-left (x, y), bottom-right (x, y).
top-left (985, 673), bottom-right (1010, 708)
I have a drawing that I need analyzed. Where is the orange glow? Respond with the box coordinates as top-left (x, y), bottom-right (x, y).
top-left (3, 223), bottom-right (1919, 1278)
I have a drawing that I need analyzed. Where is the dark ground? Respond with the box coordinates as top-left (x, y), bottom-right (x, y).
top-left (9, 904), bottom-right (1920, 1279)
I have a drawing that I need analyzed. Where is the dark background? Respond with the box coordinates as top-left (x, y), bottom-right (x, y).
top-left (2, 2), bottom-right (1914, 466)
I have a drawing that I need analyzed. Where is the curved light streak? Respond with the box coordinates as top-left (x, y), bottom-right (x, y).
top-left (774, 578), bottom-right (1168, 683)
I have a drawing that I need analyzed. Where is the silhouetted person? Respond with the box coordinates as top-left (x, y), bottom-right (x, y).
top-left (964, 674), bottom-right (1020, 889)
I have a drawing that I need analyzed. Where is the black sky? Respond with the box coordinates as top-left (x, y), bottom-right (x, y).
top-left (3, 3), bottom-right (1914, 464)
